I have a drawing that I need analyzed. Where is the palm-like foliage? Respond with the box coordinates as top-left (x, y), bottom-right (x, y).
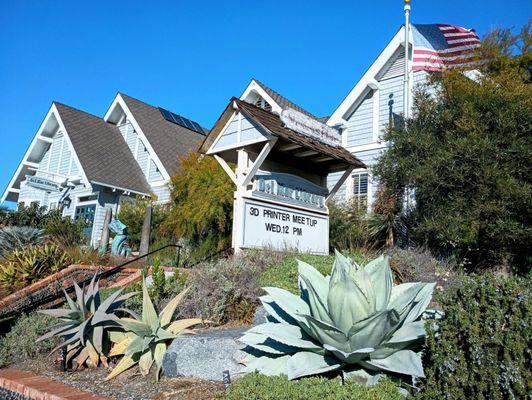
top-left (105, 277), bottom-right (204, 380)
top-left (0, 226), bottom-right (44, 256)
top-left (240, 251), bottom-right (434, 385)
top-left (37, 274), bottom-right (136, 367)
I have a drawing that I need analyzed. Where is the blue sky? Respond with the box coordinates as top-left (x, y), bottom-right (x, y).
top-left (1, 0), bottom-right (530, 206)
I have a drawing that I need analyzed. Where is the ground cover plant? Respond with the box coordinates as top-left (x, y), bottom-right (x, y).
top-left (0, 312), bottom-right (60, 368)
top-left (417, 273), bottom-right (531, 400)
top-left (222, 373), bottom-right (402, 400)
top-left (241, 251), bottom-right (435, 388)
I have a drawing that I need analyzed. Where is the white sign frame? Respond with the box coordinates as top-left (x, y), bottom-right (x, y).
top-left (236, 197), bottom-right (329, 255)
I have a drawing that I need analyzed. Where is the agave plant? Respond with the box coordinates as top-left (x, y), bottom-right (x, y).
top-left (38, 274), bottom-right (136, 367)
top-left (0, 226), bottom-right (44, 256)
top-left (240, 251), bottom-right (435, 385)
top-left (105, 277), bottom-right (204, 381)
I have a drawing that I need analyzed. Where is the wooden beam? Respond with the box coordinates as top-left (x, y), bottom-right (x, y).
top-left (241, 138), bottom-right (277, 187)
top-left (313, 156), bottom-right (334, 162)
top-left (213, 155), bottom-right (238, 186)
top-left (326, 166), bottom-right (355, 204)
top-left (294, 150), bottom-right (319, 157)
top-left (278, 143), bottom-right (301, 151)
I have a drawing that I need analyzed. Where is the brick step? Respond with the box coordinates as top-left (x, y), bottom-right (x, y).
top-left (0, 368), bottom-right (113, 400)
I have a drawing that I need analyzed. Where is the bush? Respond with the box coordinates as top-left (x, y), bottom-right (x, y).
top-left (259, 252), bottom-right (367, 294)
top-left (0, 244), bottom-right (72, 293)
top-left (222, 373), bottom-right (402, 400)
top-left (161, 152), bottom-right (234, 258)
top-left (374, 27), bottom-right (532, 273)
top-left (0, 313), bottom-right (60, 367)
top-left (328, 201), bottom-right (368, 252)
top-left (0, 203), bottom-right (49, 227)
top-left (44, 212), bottom-right (86, 248)
top-left (417, 274), bottom-right (531, 399)
top-left (390, 247), bottom-right (459, 291)
top-left (0, 226), bottom-right (44, 256)
top-left (117, 197), bottom-right (169, 250)
top-left (178, 254), bottom-right (274, 324)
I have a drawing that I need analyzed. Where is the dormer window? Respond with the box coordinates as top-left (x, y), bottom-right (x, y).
top-left (255, 97), bottom-right (272, 112)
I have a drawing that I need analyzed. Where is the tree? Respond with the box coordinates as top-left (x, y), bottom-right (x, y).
top-left (161, 152), bottom-right (234, 257)
top-left (374, 25), bottom-right (532, 273)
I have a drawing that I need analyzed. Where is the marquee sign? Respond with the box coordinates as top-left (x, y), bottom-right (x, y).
top-left (240, 198), bottom-right (329, 255)
top-left (26, 175), bottom-right (61, 192)
top-left (280, 108), bottom-right (341, 147)
top-left (252, 171), bottom-right (327, 210)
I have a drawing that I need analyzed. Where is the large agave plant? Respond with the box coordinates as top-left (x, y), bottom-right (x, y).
top-left (105, 277), bottom-right (204, 381)
top-left (0, 226), bottom-right (44, 256)
top-left (38, 274), bottom-right (136, 367)
top-left (240, 251), bottom-right (435, 385)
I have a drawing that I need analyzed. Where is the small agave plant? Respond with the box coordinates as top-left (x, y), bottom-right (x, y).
top-left (105, 277), bottom-right (205, 381)
top-left (38, 274), bottom-right (137, 367)
top-left (240, 251), bottom-right (435, 385)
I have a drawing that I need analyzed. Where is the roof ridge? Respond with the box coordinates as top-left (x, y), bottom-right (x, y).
top-left (251, 79), bottom-right (318, 119)
top-left (53, 102), bottom-right (104, 121)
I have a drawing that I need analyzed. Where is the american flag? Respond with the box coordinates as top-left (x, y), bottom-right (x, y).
top-left (411, 24), bottom-right (481, 72)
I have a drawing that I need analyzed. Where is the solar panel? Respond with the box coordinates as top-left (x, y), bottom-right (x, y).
top-left (158, 107), bottom-right (205, 135)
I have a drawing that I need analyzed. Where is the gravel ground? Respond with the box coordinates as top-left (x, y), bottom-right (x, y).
top-left (13, 356), bottom-right (225, 400)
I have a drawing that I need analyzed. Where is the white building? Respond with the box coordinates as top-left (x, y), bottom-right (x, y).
top-left (2, 93), bottom-right (206, 245)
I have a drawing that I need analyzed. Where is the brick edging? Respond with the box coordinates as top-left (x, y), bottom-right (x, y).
top-left (0, 368), bottom-right (113, 400)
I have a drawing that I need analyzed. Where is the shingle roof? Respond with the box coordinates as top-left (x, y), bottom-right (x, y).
top-left (54, 102), bottom-right (151, 194)
top-left (201, 98), bottom-right (365, 170)
top-left (253, 79), bottom-right (319, 119)
top-left (120, 94), bottom-right (207, 176)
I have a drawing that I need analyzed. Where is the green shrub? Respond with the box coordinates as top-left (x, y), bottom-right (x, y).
top-left (123, 259), bottom-right (189, 313)
top-left (374, 28), bottom-right (531, 273)
top-left (328, 201), bottom-right (368, 252)
top-left (44, 212), bottom-right (86, 247)
top-left (390, 247), bottom-right (459, 290)
top-left (0, 313), bottom-right (60, 367)
top-left (417, 274), bottom-right (531, 400)
top-left (178, 255), bottom-right (271, 324)
top-left (259, 253), bottom-right (367, 294)
top-left (0, 226), bottom-right (44, 256)
top-left (162, 152), bottom-right (234, 257)
top-left (117, 197), bottom-right (169, 250)
top-left (0, 203), bottom-right (49, 228)
top-left (222, 373), bottom-right (402, 400)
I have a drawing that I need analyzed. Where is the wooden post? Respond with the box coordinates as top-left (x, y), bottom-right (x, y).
top-left (139, 204), bottom-right (152, 262)
top-left (99, 208), bottom-right (112, 254)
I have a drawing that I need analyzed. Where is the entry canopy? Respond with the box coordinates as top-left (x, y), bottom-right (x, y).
top-left (200, 97), bottom-right (365, 175)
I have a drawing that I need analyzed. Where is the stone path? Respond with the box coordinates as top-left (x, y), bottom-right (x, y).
top-left (0, 368), bottom-right (112, 400)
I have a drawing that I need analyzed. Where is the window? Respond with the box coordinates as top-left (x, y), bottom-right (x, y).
top-left (352, 172), bottom-right (368, 209)
top-left (255, 97), bottom-right (272, 112)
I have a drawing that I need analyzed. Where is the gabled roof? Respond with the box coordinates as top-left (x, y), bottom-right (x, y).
top-left (252, 79), bottom-right (319, 119)
top-left (54, 103), bottom-right (150, 194)
top-left (119, 94), bottom-right (207, 176)
top-left (201, 97), bottom-right (365, 171)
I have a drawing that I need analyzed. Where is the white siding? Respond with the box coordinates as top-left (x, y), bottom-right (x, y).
top-left (327, 171), bottom-right (348, 202)
top-left (346, 91), bottom-right (374, 147)
top-left (47, 133), bottom-right (63, 173)
top-left (91, 190), bottom-right (118, 247)
top-left (152, 184), bottom-right (171, 203)
top-left (148, 159), bottom-right (163, 182)
top-left (211, 112), bottom-right (267, 151)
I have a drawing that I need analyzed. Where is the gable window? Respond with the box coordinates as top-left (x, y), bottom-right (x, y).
top-left (352, 171), bottom-right (368, 208)
top-left (255, 97), bottom-right (272, 112)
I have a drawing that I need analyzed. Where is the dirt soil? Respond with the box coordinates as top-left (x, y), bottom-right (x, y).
top-left (12, 356), bottom-right (225, 400)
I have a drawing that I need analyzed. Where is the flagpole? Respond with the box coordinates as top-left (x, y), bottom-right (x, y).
top-left (403, 0), bottom-right (411, 119)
